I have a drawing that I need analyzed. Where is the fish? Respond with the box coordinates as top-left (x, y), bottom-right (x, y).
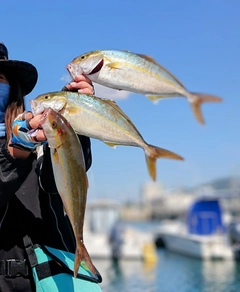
top-left (30, 91), bottom-right (184, 181)
top-left (39, 108), bottom-right (99, 279)
top-left (66, 50), bottom-right (222, 125)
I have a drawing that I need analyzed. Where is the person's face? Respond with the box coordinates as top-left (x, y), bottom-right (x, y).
top-left (0, 73), bottom-right (9, 84)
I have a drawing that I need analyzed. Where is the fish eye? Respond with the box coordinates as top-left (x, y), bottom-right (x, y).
top-left (51, 121), bottom-right (57, 128)
top-left (81, 55), bottom-right (85, 59)
top-left (44, 95), bottom-right (49, 100)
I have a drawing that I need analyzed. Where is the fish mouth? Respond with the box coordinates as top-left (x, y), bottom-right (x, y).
top-left (89, 59), bottom-right (104, 75)
top-left (39, 108), bottom-right (51, 126)
top-left (30, 97), bottom-right (66, 116)
top-left (66, 64), bottom-right (75, 76)
top-left (30, 100), bottom-right (45, 116)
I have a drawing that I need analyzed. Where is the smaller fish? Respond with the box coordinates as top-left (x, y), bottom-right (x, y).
top-left (66, 50), bottom-right (222, 125)
top-left (40, 108), bottom-right (99, 279)
top-left (31, 91), bottom-right (184, 181)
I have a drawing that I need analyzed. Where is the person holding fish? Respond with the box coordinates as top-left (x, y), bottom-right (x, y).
top-left (0, 42), bottom-right (101, 291)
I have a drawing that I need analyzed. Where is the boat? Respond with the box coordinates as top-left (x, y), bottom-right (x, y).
top-left (227, 220), bottom-right (240, 260)
top-left (83, 199), bottom-right (157, 263)
top-left (228, 220), bottom-right (240, 244)
top-left (154, 219), bottom-right (182, 248)
top-left (157, 198), bottom-right (234, 260)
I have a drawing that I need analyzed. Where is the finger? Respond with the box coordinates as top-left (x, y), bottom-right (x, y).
top-left (70, 74), bottom-right (92, 85)
top-left (74, 74), bottom-right (91, 83)
top-left (78, 87), bottom-right (94, 95)
top-left (28, 114), bottom-right (43, 129)
top-left (36, 129), bottom-right (47, 141)
top-left (71, 81), bottom-right (94, 94)
top-left (23, 111), bottom-right (34, 120)
top-left (70, 80), bottom-right (93, 89)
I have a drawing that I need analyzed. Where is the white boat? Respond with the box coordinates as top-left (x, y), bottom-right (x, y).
top-left (158, 198), bottom-right (234, 260)
top-left (154, 219), bottom-right (183, 247)
top-left (83, 199), bottom-right (157, 263)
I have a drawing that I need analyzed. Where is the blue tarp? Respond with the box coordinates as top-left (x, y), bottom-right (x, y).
top-left (187, 199), bottom-right (224, 235)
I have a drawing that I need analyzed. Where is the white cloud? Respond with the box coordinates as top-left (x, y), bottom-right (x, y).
top-left (61, 74), bottom-right (71, 83)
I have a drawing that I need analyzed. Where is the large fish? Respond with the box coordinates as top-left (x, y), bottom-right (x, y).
top-left (66, 50), bottom-right (222, 125)
top-left (40, 108), bottom-right (99, 279)
top-left (31, 91), bottom-right (183, 181)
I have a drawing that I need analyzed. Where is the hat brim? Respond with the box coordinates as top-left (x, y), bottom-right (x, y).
top-left (0, 60), bottom-right (38, 95)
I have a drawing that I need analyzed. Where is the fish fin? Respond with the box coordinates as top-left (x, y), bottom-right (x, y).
top-left (102, 98), bottom-right (124, 111)
top-left (67, 107), bottom-right (82, 114)
top-left (102, 99), bottom-right (143, 134)
top-left (137, 53), bottom-right (185, 87)
top-left (146, 95), bottom-right (170, 102)
top-left (53, 149), bottom-right (59, 164)
top-left (188, 92), bottom-right (222, 125)
top-left (74, 242), bottom-right (99, 279)
top-left (98, 97), bottom-right (117, 103)
top-left (145, 145), bottom-right (184, 181)
top-left (104, 142), bottom-right (117, 148)
top-left (137, 53), bottom-right (158, 64)
top-left (106, 62), bottom-right (123, 70)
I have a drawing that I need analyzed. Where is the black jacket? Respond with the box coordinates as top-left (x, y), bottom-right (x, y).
top-left (0, 135), bottom-right (92, 291)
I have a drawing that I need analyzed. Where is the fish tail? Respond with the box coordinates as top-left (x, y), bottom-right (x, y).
top-left (187, 92), bottom-right (222, 125)
top-left (74, 242), bottom-right (99, 279)
top-left (145, 145), bottom-right (184, 181)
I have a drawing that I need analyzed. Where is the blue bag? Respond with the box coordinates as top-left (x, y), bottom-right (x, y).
top-left (24, 236), bottom-right (102, 292)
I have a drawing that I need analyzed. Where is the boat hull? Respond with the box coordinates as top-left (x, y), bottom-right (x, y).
top-left (163, 232), bottom-right (234, 260)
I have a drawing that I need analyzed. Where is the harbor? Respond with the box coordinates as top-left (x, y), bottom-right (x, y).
top-left (96, 244), bottom-right (240, 292)
top-left (86, 177), bottom-right (240, 291)
top-left (93, 210), bottom-right (240, 292)
top-left (1, 1), bottom-right (239, 291)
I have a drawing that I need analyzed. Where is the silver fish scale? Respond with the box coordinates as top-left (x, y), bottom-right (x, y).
top-left (64, 92), bottom-right (146, 147)
top-left (96, 50), bottom-right (184, 95)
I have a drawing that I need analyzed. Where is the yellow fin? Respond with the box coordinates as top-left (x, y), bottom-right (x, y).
top-left (67, 107), bottom-right (82, 114)
top-left (101, 98), bottom-right (142, 135)
top-left (146, 95), bottom-right (169, 101)
top-left (104, 142), bottom-right (117, 148)
top-left (106, 62), bottom-right (123, 70)
top-left (53, 149), bottom-right (59, 164)
top-left (137, 53), bottom-right (160, 65)
top-left (145, 145), bottom-right (184, 181)
top-left (137, 53), bottom-right (185, 88)
top-left (188, 92), bottom-right (222, 125)
top-left (75, 243), bottom-right (98, 279)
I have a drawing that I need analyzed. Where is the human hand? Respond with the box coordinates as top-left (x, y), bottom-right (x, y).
top-left (10, 111), bottom-right (47, 152)
top-left (27, 112), bottom-right (47, 142)
top-left (63, 74), bottom-right (95, 95)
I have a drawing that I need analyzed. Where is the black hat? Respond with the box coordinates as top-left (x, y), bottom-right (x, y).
top-left (0, 42), bottom-right (38, 95)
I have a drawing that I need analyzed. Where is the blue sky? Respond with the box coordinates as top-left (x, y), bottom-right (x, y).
top-left (1, 1), bottom-right (239, 201)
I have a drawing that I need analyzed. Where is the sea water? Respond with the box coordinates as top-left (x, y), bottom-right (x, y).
top-left (97, 249), bottom-right (240, 292)
top-left (96, 222), bottom-right (240, 292)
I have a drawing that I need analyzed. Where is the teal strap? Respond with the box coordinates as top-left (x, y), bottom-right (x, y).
top-left (23, 235), bottom-right (103, 292)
